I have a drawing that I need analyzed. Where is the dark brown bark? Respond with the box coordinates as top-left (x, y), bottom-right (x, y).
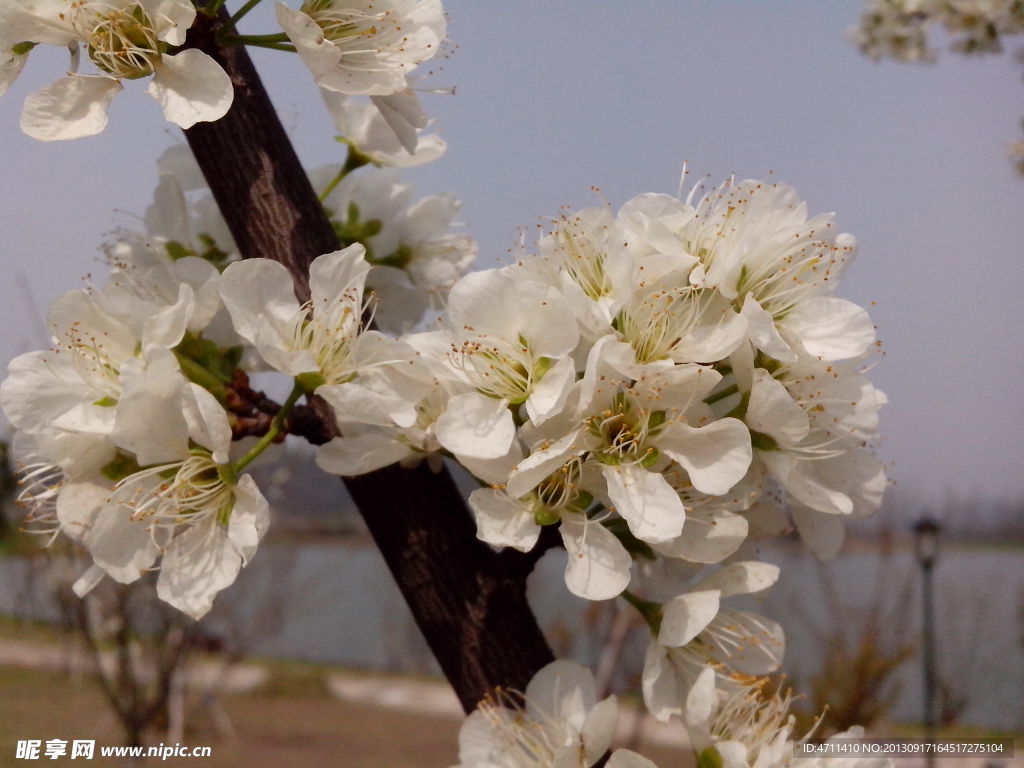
top-left (182, 9), bottom-right (554, 712)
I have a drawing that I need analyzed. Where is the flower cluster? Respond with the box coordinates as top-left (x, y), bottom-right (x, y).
top-left (851, 0), bottom-right (1024, 61)
top-left (313, 177), bottom-right (886, 758)
top-left (322, 178), bottom-right (885, 596)
top-left (453, 660), bottom-right (894, 768)
top-left (1, 216), bottom-right (262, 619)
top-left (2, 3), bottom-right (893, 761)
top-left (1, 113), bottom-right (473, 617)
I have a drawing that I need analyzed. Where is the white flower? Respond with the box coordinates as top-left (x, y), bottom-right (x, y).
top-left (508, 346), bottom-right (751, 546)
top-left (740, 360), bottom-right (887, 557)
top-left (67, 383), bottom-right (269, 619)
top-left (434, 266), bottom-right (580, 458)
top-left (0, 284), bottom-right (194, 439)
top-left (277, 0), bottom-right (445, 150)
top-left (277, 0), bottom-right (445, 95)
top-left (454, 660), bottom-right (618, 768)
top-left (8, 0), bottom-right (232, 140)
top-left (641, 562), bottom-right (784, 723)
top-left (532, 203), bottom-right (633, 340)
top-left (8, 428), bottom-right (116, 542)
top-left (684, 668), bottom-right (794, 768)
top-left (320, 169), bottom-right (477, 333)
top-left (219, 245), bottom-right (418, 427)
top-left (323, 91), bottom-right (446, 166)
top-left (462, 428), bottom-right (632, 601)
top-left (315, 330), bottom-right (465, 474)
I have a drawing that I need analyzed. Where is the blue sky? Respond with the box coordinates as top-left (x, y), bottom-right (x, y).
top-left (0, 0), bottom-right (1021, 510)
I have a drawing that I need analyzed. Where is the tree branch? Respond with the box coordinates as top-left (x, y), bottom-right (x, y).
top-left (182, 9), bottom-right (554, 712)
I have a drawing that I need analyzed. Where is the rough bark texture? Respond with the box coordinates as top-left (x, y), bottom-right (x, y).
top-left (183, 9), bottom-right (554, 712)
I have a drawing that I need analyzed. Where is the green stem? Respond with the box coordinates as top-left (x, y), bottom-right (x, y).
top-left (219, 32), bottom-right (292, 46)
top-left (318, 150), bottom-right (371, 202)
top-left (173, 352), bottom-right (227, 402)
top-left (704, 383), bottom-right (739, 406)
top-left (229, 0), bottom-right (264, 25)
top-left (245, 42), bottom-right (297, 52)
top-left (232, 383), bottom-right (304, 474)
top-left (204, 0), bottom-right (228, 14)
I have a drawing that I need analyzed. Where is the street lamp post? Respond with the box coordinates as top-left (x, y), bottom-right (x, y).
top-left (913, 516), bottom-right (942, 768)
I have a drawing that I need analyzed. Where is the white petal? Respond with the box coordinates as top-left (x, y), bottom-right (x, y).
top-left (684, 665), bottom-right (718, 726)
top-left (228, 474), bottom-right (270, 563)
top-left (21, 75), bottom-right (122, 141)
top-left (316, 432), bottom-right (414, 476)
top-left (370, 90), bottom-right (426, 154)
top-left (560, 516), bottom-right (632, 600)
top-left (525, 356), bottom-right (575, 426)
top-left (671, 302), bottom-right (748, 364)
top-left (157, 520), bottom-right (242, 619)
top-left (761, 451), bottom-right (853, 516)
top-left (456, 707), bottom-right (509, 764)
top-left (72, 564), bottom-right (107, 598)
top-left (276, 3), bottom-right (342, 77)
top-left (641, 641), bottom-right (680, 723)
top-left (435, 392), bottom-right (514, 459)
top-left (173, 257), bottom-right (223, 333)
top-left (608, 750), bottom-right (660, 768)
top-left (524, 660), bottom-right (595, 733)
top-left (717, 742), bottom-right (751, 768)
top-left (309, 244), bottom-right (370, 307)
top-left (792, 505), bottom-right (846, 560)
top-left (746, 369), bottom-right (809, 447)
top-left (56, 481), bottom-right (107, 541)
top-left (653, 510), bottom-right (748, 564)
top-left (220, 258), bottom-right (299, 348)
top-left (86, 504), bottom-right (160, 584)
top-left (785, 297), bottom-right (875, 361)
top-left (141, 281), bottom-right (193, 349)
top-left (506, 428), bottom-right (582, 499)
top-left (603, 465), bottom-right (686, 544)
top-left (110, 350), bottom-right (190, 466)
top-left (148, 49), bottom-right (233, 129)
top-left (740, 294), bottom-right (796, 362)
top-left (659, 590), bottom-right (721, 647)
top-left (182, 383), bottom-right (232, 463)
top-left (582, 696), bottom-right (620, 764)
top-left (319, 380), bottom-right (417, 428)
top-left (147, 0), bottom-right (197, 46)
top-left (467, 488), bottom-right (540, 552)
top-left (693, 561), bottom-right (780, 597)
top-left (365, 266), bottom-right (426, 334)
top-left (1, 351), bottom-right (109, 434)
top-left (448, 269), bottom-right (578, 358)
top-left (658, 418), bottom-right (752, 496)
top-left (457, 438), bottom-right (524, 487)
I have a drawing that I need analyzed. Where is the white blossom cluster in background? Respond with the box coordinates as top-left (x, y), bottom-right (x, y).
top-left (1, 2), bottom-right (895, 766)
top-left (851, 0), bottom-right (1024, 61)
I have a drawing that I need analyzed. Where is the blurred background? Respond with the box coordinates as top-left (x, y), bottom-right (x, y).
top-left (0, 1), bottom-right (1021, 765)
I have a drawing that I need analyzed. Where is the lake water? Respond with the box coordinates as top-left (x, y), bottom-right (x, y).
top-left (1, 540), bottom-right (1021, 732)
